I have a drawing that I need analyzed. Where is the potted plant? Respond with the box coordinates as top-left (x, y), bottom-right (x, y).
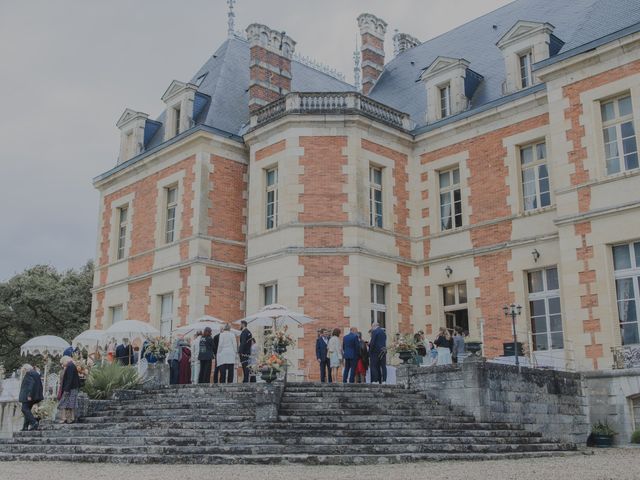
top-left (631, 430), bottom-right (640, 444)
top-left (591, 421), bottom-right (616, 447)
top-left (253, 353), bottom-right (286, 383)
top-left (465, 338), bottom-right (483, 356)
top-left (144, 337), bottom-right (173, 362)
top-left (265, 327), bottom-right (295, 354)
top-left (389, 334), bottom-right (418, 364)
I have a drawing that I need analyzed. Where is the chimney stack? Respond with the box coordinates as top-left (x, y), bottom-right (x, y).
top-left (357, 13), bottom-right (387, 95)
top-left (246, 24), bottom-right (296, 113)
top-left (393, 32), bottom-right (420, 56)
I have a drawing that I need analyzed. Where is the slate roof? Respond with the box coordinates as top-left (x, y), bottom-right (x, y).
top-left (145, 36), bottom-right (354, 149)
top-left (369, 0), bottom-right (640, 129)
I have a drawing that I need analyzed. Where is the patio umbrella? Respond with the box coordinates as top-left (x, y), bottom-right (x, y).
top-left (103, 320), bottom-right (160, 345)
top-left (72, 329), bottom-right (106, 349)
top-left (172, 316), bottom-right (240, 337)
top-left (20, 335), bottom-right (70, 357)
top-left (236, 304), bottom-right (315, 328)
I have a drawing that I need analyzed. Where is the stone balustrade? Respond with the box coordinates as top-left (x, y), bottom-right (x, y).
top-left (250, 92), bottom-right (414, 131)
top-left (611, 344), bottom-right (640, 369)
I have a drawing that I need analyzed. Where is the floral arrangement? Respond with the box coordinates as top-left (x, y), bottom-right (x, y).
top-left (144, 337), bottom-right (173, 358)
top-left (388, 334), bottom-right (419, 355)
top-left (252, 353), bottom-right (286, 373)
top-left (592, 421), bottom-right (617, 436)
top-left (71, 353), bottom-right (91, 378)
top-left (265, 326), bottom-right (295, 350)
top-left (32, 399), bottom-right (58, 421)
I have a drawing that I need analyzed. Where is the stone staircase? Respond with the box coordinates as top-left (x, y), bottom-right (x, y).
top-left (0, 383), bottom-right (576, 464)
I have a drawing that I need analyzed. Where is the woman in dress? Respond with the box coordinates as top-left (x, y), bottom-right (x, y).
top-left (57, 356), bottom-right (81, 424)
top-left (434, 327), bottom-right (453, 365)
top-left (191, 331), bottom-right (202, 384)
top-left (216, 324), bottom-right (238, 384)
top-left (355, 336), bottom-right (369, 384)
top-left (327, 328), bottom-right (342, 381)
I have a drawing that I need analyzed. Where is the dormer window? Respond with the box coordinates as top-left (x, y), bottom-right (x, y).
top-left (420, 56), bottom-right (483, 124)
top-left (161, 80), bottom-right (198, 141)
top-left (519, 51), bottom-right (533, 88)
top-left (439, 84), bottom-right (451, 118)
top-left (116, 109), bottom-right (149, 164)
top-left (497, 21), bottom-right (563, 95)
top-left (172, 104), bottom-right (181, 136)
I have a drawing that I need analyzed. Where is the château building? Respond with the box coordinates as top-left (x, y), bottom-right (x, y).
top-left (91, 0), bottom-right (640, 377)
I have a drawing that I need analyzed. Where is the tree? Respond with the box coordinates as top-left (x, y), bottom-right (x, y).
top-left (0, 261), bottom-right (93, 374)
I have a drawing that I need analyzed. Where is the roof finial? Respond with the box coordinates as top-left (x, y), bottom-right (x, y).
top-left (393, 28), bottom-right (400, 56)
top-left (227, 0), bottom-right (236, 38)
top-left (353, 34), bottom-right (361, 92)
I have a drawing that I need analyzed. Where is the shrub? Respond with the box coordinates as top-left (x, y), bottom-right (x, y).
top-left (591, 421), bottom-right (616, 436)
top-left (631, 430), bottom-right (640, 444)
top-left (83, 363), bottom-right (141, 400)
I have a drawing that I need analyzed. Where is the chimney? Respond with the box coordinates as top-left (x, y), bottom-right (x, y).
top-left (393, 32), bottom-right (420, 56)
top-left (246, 24), bottom-right (296, 113)
top-left (357, 13), bottom-right (387, 95)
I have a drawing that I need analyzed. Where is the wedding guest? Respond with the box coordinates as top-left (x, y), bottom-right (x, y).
top-left (106, 338), bottom-right (116, 363)
top-left (315, 329), bottom-right (331, 383)
top-left (355, 335), bottom-right (369, 384)
top-left (57, 356), bottom-right (81, 424)
top-left (342, 327), bottom-right (360, 383)
top-left (197, 327), bottom-right (215, 383)
top-left (168, 336), bottom-right (187, 385)
top-left (328, 328), bottom-right (343, 382)
top-left (369, 322), bottom-right (387, 384)
top-left (414, 332), bottom-right (427, 365)
top-left (216, 324), bottom-right (238, 383)
top-left (427, 341), bottom-right (438, 366)
top-left (191, 330), bottom-right (202, 384)
top-left (18, 364), bottom-right (43, 431)
top-left (239, 320), bottom-right (253, 383)
top-left (212, 330), bottom-right (221, 383)
top-left (452, 326), bottom-right (467, 364)
top-left (178, 339), bottom-right (192, 384)
top-left (434, 327), bottom-right (453, 365)
top-left (248, 338), bottom-right (258, 383)
top-left (116, 338), bottom-right (133, 365)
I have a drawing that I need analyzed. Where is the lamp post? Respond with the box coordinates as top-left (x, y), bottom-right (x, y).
top-left (502, 303), bottom-right (522, 370)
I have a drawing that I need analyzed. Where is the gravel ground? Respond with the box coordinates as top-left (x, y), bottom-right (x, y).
top-left (1, 449), bottom-right (640, 480)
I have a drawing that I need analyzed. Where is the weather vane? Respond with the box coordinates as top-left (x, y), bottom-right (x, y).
top-left (227, 0), bottom-right (236, 38)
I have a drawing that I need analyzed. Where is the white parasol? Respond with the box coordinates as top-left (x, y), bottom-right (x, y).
top-left (235, 304), bottom-right (315, 328)
top-left (72, 329), bottom-right (106, 349)
top-left (103, 320), bottom-right (160, 344)
top-left (172, 316), bottom-right (240, 337)
top-left (20, 335), bottom-right (70, 357)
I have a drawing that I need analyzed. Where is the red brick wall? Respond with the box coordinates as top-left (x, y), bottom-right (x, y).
top-left (204, 266), bottom-right (245, 323)
top-left (127, 279), bottom-right (152, 322)
top-left (255, 139), bottom-right (286, 162)
top-left (178, 267), bottom-right (190, 327)
top-left (249, 45), bottom-right (291, 112)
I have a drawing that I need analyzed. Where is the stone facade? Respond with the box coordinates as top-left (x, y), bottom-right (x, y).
top-left (91, 8), bottom-right (640, 392)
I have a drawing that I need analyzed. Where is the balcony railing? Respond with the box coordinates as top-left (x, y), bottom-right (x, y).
top-left (611, 344), bottom-right (640, 369)
top-left (250, 92), bottom-right (414, 131)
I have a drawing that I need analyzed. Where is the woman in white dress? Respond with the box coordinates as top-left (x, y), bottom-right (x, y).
top-left (190, 331), bottom-right (202, 384)
top-left (434, 327), bottom-right (453, 366)
top-left (216, 324), bottom-right (238, 383)
top-left (327, 328), bottom-right (343, 381)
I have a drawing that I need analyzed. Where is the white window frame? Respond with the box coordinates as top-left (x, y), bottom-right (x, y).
top-left (520, 141), bottom-right (551, 211)
top-left (265, 167), bottom-right (278, 230)
top-left (262, 282), bottom-right (278, 306)
top-left (370, 282), bottom-right (387, 328)
top-left (159, 293), bottom-right (174, 337)
top-left (172, 104), bottom-right (181, 136)
top-left (443, 283), bottom-right (468, 333)
top-left (519, 50), bottom-right (533, 89)
top-left (369, 166), bottom-right (383, 228)
top-left (116, 206), bottom-right (128, 260)
top-left (613, 241), bottom-right (640, 346)
top-left (439, 167), bottom-right (462, 231)
top-left (165, 186), bottom-right (178, 244)
top-left (527, 267), bottom-right (563, 351)
top-left (439, 83), bottom-right (451, 118)
top-left (601, 94), bottom-right (638, 175)
top-left (110, 305), bottom-right (123, 325)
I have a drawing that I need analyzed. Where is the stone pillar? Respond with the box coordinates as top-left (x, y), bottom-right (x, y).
top-left (393, 32), bottom-right (420, 56)
top-left (246, 24), bottom-right (296, 113)
top-left (255, 383), bottom-right (284, 422)
top-left (142, 362), bottom-right (170, 390)
top-left (461, 355), bottom-right (491, 422)
top-left (357, 13), bottom-right (387, 95)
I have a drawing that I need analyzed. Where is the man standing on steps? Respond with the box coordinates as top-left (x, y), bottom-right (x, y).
top-left (198, 327), bottom-right (215, 384)
top-left (342, 327), bottom-right (360, 383)
top-left (316, 329), bottom-right (331, 383)
top-left (239, 320), bottom-right (253, 383)
top-left (212, 329), bottom-right (221, 383)
top-left (18, 364), bottom-right (43, 431)
top-left (369, 322), bottom-right (387, 384)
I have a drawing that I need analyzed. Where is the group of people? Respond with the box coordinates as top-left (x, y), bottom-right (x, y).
top-left (316, 322), bottom-right (388, 384)
top-left (19, 355), bottom-right (81, 431)
top-left (422, 326), bottom-right (468, 366)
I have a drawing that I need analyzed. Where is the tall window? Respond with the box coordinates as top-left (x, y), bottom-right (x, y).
top-left (165, 186), bottom-right (177, 244)
top-left (265, 168), bottom-right (278, 230)
top-left (370, 282), bottom-right (386, 328)
top-left (601, 95), bottom-right (638, 175)
top-left (369, 166), bottom-right (383, 228)
top-left (528, 267), bottom-right (563, 351)
top-left (439, 167), bottom-right (462, 231)
top-left (613, 241), bottom-right (640, 345)
top-left (519, 51), bottom-right (533, 88)
top-left (443, 283), bottom-right (468, 332)
top-left (520, 141), bottom-right (550, 211)
top-left (110, 305), bottom-right (123, 325)
top-left (263, 282), bottom-right (278, 306)
top-left (173, 105), bottom-right (181, 136)
top-left (116, 206), bottom-right (128, 260)
top-left (439, 84), bottom-right (451, 118)
top-left (159, 293), bottom-right (174, 337)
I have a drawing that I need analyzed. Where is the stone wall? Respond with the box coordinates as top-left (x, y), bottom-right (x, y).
top-left (397, 358), bottom-right (589, 444)
top-left (583, 368), bottom-right (640, 445)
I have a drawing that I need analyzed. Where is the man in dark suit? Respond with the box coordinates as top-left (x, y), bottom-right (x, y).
top-left (115, 338), bottom-right (133, 365)
top-left (342, 327), bottom-right (360, 383)
top-left (18, 364), bottom-right (44, 431)
top-left (369, 322), bottom-right (387, 384)
top-left (239, 320), bottom-right (253, 383)
top-left (212, 331), bottom-right (221, 383)
top-left (315, 329), bottom-right (331, 383)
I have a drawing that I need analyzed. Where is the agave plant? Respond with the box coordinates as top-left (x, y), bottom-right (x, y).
top-left (83, 363), bottom-right (141, 399)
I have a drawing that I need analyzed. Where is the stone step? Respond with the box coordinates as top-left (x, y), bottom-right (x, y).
top-left (80, 414), bottom-right (254, 424)
top-left (276, 414), bottom-right (478, 423)
top-left (0, 441), bottom-right (572, 456)
top-left (89, 408), bottom-right (255, 418)
top-left (0, 450), bottom-right (576, 465)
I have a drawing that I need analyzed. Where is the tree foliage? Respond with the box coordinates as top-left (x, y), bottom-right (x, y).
top-left (0, 261), bottom-right (93, 374)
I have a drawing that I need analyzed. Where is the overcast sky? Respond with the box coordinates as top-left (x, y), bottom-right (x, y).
top-left (0, 0), bottom-right (511, 281)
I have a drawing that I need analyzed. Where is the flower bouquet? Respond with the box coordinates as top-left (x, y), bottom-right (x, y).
top-left (144, 337), bottom-right (173, 361)
top-left (252, 352), bottom-right (286, 383)
top-left (388, 334), bottom-right (419, 364)
top-left (265, 326), bottom-right (295, 353)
